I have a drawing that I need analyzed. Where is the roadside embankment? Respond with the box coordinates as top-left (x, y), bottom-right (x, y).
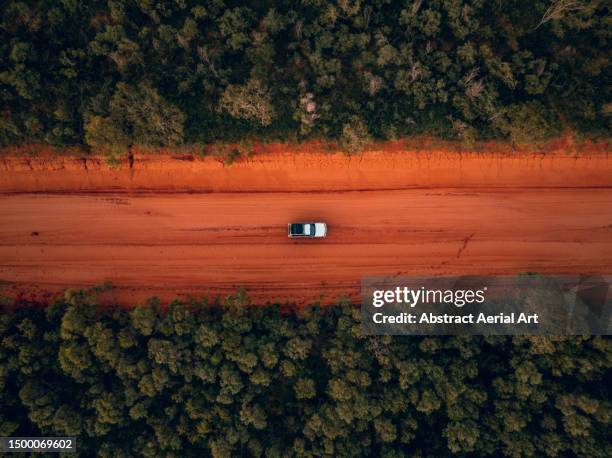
top-left (1, 139), bottom-right (610, 193)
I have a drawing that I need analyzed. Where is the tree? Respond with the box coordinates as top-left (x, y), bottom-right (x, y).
top-left (534, 0), bottom-right (590, 30)
top-left (340, 117), bottom-right (371, 153)
top-left (0, 0), bottom-right (609, 146)
top-left (84, 82), bottom-right (185, 151)
top-left (494, 102), bottom-right (557, 148)
top-left (0, 290), bottom-right (610, 456)
top-left (219, 78), bottom-right (276, 127)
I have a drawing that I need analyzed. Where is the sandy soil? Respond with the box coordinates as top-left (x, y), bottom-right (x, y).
top-left (1, 187), bottom-right (611, 305)
top-left (1, 140), bottom-right (611, 305)
top-left (1, 140), bottom-right (611, 193)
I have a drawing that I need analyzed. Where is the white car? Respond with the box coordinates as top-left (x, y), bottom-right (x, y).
top-left (288, 222), bottom-right (327, 238)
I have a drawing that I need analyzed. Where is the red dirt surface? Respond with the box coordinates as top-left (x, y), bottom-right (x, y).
top-left (1, 140), bottom-right (611, 305)
top-left (1, 138), bottom-right (610, 193)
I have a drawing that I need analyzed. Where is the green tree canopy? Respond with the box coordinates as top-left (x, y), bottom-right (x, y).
top-left (0, 290), bottom-right (610, 456)
top-left (0, 0), bottom-right (609, 149)
top-left (84, 81), bottom-right (185, 152)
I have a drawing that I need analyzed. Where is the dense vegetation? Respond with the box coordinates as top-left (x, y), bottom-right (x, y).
top-left (1, 290), bottom-right (610, 457)
top-left (0, 0), bottom-right (610, 153)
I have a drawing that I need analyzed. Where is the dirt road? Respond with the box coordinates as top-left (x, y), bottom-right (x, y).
top-left (1, 187), bottom-right (611, 305)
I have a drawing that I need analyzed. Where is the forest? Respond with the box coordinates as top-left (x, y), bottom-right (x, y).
top-left (0, 289), bottom-right (610, 457)
top-left (0, 0), bottom-right (610, 153)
